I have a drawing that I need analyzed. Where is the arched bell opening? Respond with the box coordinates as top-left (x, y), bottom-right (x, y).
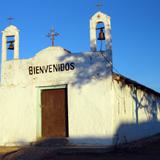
top-left (90, 12), bottom-right (111, 52)
top-left (96, 22), bottom-right (106, 51)
top-left (2, 25), bottom-right (19, 62)
top-left (6, 35), bottom-right (15, 60)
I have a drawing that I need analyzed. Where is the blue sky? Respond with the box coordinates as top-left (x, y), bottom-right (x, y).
top-left (0, 0), bottom-right (160, 92)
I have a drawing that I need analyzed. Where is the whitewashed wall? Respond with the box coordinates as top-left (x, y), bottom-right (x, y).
top-left (1, 46), bottom-right (159, 146)
top-left (112, 80), bottom-right (160, 144)
top-left (0, 46), bottom-right (113, 146)
top-left (0, 86), bottom-right (37, 146)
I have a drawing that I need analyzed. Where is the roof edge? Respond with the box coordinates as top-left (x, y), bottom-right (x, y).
top-left (113, 72), bottom-right (160, 97)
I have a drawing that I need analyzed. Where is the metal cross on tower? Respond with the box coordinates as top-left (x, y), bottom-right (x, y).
top-left (96, 2), bottom-right (103, 10)
top-left (7, 17), bottom-right (14, 25)
top-left (47, 27), bottom-right (59, 46)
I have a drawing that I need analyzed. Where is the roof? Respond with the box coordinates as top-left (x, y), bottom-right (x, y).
top-left (112, 72), bottom-right (160, 97)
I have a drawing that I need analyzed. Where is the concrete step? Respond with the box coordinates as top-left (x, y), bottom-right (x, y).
top-left (32, 137), bottom-right (69, 147)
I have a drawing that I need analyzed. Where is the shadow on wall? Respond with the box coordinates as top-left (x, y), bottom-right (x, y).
top-left (3, 121), bottom-right (160, 146)
top-left (112, 82), bottom-right (160, 145)
top-left (58, 49), bottom-right (112, 88)
top-left (32, 121), bottom-right (160, 146)
top-left (69, 121), bottom-right (160, 145)
top-left (130, 87), bottom-right (160, 124)
top-left (113, 121), bottom-right (160, 145)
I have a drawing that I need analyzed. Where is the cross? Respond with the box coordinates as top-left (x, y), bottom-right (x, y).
top-left (96, 3), bottom-right (103, 10)
top-left (7, 17), bottom-right (14, 25)
top-left (47, 27), bottom-right (59, 46)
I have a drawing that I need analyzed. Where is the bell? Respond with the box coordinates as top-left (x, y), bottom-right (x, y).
top-left (98, 28), bottom-right (105, 40)
top-left (7, 41), bottom-right (14, 50)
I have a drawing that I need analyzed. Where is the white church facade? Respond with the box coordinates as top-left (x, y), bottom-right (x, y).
top-left (0, 11), bottom-right (160, 146)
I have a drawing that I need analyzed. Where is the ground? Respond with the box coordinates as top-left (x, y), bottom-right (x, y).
top-left (1, 134), bottom-right (160, 160)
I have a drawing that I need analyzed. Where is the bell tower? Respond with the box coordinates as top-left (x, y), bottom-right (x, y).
top-left (90, 11), bottom-right (112, 52)
top-left (2, 25), bottom-right (19, 62)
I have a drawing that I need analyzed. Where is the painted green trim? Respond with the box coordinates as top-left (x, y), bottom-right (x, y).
top-left (36, 84), bottom-right (67, 139)
top-left (36, 88), bottom-right (42, 138)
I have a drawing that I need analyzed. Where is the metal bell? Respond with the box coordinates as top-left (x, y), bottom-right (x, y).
top-left (7, 40), bottom-right (14, 50)
top-left (98, 28), bottom-right (105, 40)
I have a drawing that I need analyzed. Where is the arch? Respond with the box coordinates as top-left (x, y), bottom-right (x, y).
top-left (2, 25), bottom-right (19, 62)
top-left (90, 12), bottom-right (112, 52)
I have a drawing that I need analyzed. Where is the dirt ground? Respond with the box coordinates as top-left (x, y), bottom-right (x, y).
top-left (1, 134), bottom-right (160, 160)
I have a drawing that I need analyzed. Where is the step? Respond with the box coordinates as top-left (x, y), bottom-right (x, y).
top-left (32, 137), bottom-right (69, 147)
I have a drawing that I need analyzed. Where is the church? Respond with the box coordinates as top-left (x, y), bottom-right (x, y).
top-left (0, 11), bottom-right (160, 146)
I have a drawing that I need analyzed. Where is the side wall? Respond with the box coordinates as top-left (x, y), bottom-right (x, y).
top-left (112, 80), bottom-right (160, 144)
